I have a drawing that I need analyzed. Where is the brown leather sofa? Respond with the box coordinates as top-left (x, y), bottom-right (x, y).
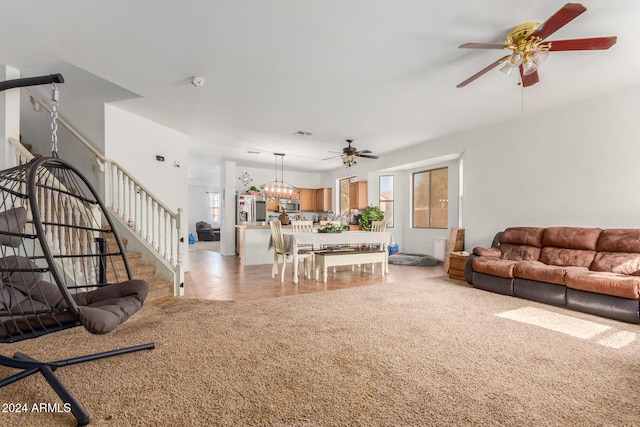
top-left (464, 227), bottom-right (640, 324)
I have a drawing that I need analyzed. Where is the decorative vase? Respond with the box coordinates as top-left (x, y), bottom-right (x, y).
top-left (279, 211), bottom-right (290, 225)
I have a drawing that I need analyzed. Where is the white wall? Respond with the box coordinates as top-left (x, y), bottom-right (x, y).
top-left (1, 65), bottom-right (20, 168)
top-left (462, 84), bottom-right (640, 250)
top-left (104, 103), bottom-right (190, 267)
top-left (220, 160), bottom-right (237, 256)
top-left (105, 104), bottom-right (189, 212)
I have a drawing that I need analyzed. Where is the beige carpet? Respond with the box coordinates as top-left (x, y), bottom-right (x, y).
top-left (1, 276), bottom-right (639, 426)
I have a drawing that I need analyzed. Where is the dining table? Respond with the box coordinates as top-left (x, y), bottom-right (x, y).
top-left (280, 230), bottom-right (394, 273)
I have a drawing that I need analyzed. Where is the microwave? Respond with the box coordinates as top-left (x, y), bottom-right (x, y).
top-left (278, 199), bottom-right (300, 213)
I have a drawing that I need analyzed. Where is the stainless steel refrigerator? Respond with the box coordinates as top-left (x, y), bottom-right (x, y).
top-left (236, 194), bottom-right (267, 225)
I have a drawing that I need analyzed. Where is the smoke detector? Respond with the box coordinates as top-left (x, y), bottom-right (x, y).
top-left (190, 76), bottom-right (205, 87)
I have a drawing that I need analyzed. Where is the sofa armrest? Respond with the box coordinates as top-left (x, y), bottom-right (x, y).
top-left (464, 253), bottom-right (477, 285)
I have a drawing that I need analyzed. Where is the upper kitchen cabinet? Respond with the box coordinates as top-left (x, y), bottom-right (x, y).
top-left (314, 188), bottom-right (332, 212)
top-left (267, 198), bottom-right (279, 211)
top-left (349, 181), bottom-right (367, 210)
top-left (298, 188), bottom-right (316, 211)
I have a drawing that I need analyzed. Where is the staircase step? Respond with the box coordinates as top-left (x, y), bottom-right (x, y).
top-left (101, 227), bottom-right (169, 294)
top-left (124, 251), bottom-right (142, 268)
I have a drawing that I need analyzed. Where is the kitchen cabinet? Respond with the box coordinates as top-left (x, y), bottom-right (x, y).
top-left (267, 198), bottom-right (279, 212)
top-left (298, 188), bottom-right (315, 211)
top-left (349, 181), bottom-right (368, 210)
top-left (314, 188), bottom-right (332, 211)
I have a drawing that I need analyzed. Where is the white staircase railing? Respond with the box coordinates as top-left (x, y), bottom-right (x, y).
top-left (7, 93), bottom-right (184, 296)
top-left (104, 158), bottom-right (183, 282)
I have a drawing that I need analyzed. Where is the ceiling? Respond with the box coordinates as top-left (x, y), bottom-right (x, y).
top-left (3, 1), bottom-right (639, 182)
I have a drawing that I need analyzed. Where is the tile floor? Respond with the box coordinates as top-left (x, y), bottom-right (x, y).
top-left (184, 241), bottom-right (446, 302)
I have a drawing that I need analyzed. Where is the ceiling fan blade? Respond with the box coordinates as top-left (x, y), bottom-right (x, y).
top-left (542, 36), bottom-right (617, 51)
top-left (519, 66), bottom-right (540, 87)
top-left (456, 55), bottom-right (510, 88)
top-left (357, 154), bottom-right (379, 159)
top-left (528, 3), bottom-right (587, 42)
top-left (459, 42), bottom-right (510, 49)
top-left (321, 155), bottom-right (341, 161)
top-left (358, 149), bottom-right (372, 154)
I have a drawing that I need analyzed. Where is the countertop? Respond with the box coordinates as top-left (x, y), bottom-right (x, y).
top-left (236, 224), bottom-right (312, 229)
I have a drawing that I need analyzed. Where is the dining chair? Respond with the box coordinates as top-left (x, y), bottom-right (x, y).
top-left (370, 220), bottom-right (387, 232)
top-left (291, 220), bottom-right (314, 271)
top-left (270, 220), bottom-right (311, 284)
top-left (291, 220), bottom-right (315, 262)
top-left (362, 220), bottom-right (387, 271)
top-left (291, 220), bottom-right (314, 233)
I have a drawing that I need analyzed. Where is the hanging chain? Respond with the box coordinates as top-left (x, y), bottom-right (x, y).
top-left (50, 83), bottom-right (59, 157)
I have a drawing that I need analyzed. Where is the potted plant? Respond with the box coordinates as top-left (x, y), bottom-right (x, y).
top-left (318, 222), bottom-right (344, 233)
top-left (359, 205), bottom-right (384, 231)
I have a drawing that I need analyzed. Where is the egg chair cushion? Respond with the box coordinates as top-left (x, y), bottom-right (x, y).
top-left (0, 207), bottom-right (27, 247)
top-left (74, 280), bottom-right (148, 335)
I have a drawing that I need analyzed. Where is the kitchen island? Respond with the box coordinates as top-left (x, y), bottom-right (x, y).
top-left (236, 224), bottom-right (275, 265)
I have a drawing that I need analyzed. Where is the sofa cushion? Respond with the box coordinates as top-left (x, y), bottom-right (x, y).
top-left (500, 243), bottom-right (541, 261)
top-left (542, 227), bottom-right (602, 251)
top-left (472, 257), bottom-right (518, 279)
top-left (473, 247), bottom-right (500, 257)
top-left (597, 229), bottom-right (640, 253)
top-left (501, 227), bottom-right (545, 247)
top-left (590, 252), bottom-right (640, 275)
top-left (565, 270), bottom-right (640, 300)
top-left (540, 247), bottom-right (597, 268)
top-left (513, 261), bottom-right (588, 285)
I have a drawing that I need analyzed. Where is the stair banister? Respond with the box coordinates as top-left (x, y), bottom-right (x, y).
top-left (7, 90), bottom-right (185, 296)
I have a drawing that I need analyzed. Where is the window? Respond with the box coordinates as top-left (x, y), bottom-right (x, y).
top-left (207, 192), bottom-right (220, 224)
top-left (412, 167), bottom-right (448, 228)
top-left (339, 177), bottom-right (353, 216)
top-left (379, 175), bottom-right (394, 227)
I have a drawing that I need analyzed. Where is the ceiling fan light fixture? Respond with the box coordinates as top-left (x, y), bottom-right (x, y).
top-left (499, 62), bottom-right (516, 76)
top-left (342, 155), bottom-right (358, 167)
top-left (500, 51), bottom-right (525, 75)
top-left (522, 59), bottom-right (537, 76)
top-left (531, 50), bottom-right (549, 66)
top-left (509, 52), bottom-right (524, 66)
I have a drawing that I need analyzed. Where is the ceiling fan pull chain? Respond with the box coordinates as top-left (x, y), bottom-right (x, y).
top-left (50, 83), bottom-right (59, 158)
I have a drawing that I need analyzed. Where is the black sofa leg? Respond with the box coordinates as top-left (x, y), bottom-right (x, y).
top-left (2, 343), bottom-right (154, 426)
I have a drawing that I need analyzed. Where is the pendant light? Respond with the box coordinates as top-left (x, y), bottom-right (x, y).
top-left (260, 153), bottom-right (296, 200)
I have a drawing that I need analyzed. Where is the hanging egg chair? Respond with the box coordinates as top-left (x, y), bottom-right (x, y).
top-left (0, 74), bottom-right (153, 426)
